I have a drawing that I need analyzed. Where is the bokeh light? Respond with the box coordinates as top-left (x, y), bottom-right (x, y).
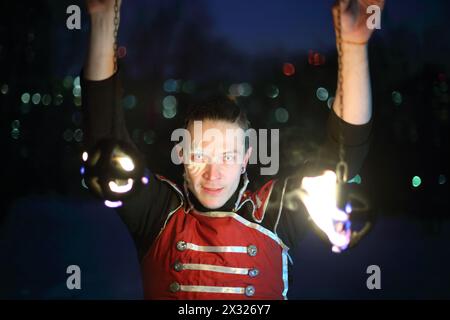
top-left (21, 93), bottom-right (30, 104)
top-left (32, 93), bottom-right (41, 105)
top-left (275, 107), bottom-right (289, 123)
top-left (42, 94), bottom-right (52, 106)
top-left (117, 46), bottom-right (127, 58)
top-left (266, 85), bottom-right (279, 99)
top-left (316, 87), bottom-right (329, 101)
top-left (229, 83), bottom-right (252, 97)
top-left (72, 86), bottom-right (81, 97)
top-left (164, 79), bottom-right (179, 93)
top-left (123, 95), bottom-right (137, 110)
top-left (163, 95), bottom-right (177, 110)
top-left (412, 175), bottom-right (422, 188)
top-left (11, 128), bottom-right (20, 140)
top-left (54, 94), bottom-right (63, 106)
top-left (73, 76), bottom-right (80, 87)
top-left (327, 96), bottom-right (335, 109)
top-left (74, 129), bottom-right (83, 142)
top-left (1, 84), bottom-right (8, 95)
top-left (283, 63), bottom-right (295, 76)
top-left (438, 174), bottom-right (446, 185)
top-left (238, 83), bottom-right (252, 97)
top-left (163, 108), bottom-right (177, 119)
top-left (11, 120), bottom-right (20, 129)
top-left (392, 91), bottom-right (402, 106)
top-left (308, 50), bottom-right (326, 66)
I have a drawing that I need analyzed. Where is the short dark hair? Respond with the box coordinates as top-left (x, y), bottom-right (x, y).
top-left (184, 95), bottom-right (250, 131)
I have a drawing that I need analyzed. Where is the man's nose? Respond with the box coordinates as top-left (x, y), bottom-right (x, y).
top-left (203, 163), bottom-right (221, 180)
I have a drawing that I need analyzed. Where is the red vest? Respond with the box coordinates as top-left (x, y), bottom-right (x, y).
top-left (141, 176), bottom-right (290, 300)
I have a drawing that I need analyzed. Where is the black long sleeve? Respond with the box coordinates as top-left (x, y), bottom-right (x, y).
top-left (81, 69), bottom-right (133, 150)
top-left (318, 107), bottom-right (372, 180)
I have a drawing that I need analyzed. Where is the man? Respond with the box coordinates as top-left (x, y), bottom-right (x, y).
top-left (82, 0), bottom-right (384, 299)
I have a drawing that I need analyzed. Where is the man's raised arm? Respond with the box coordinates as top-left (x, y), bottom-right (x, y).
top-left (84, 0), bottom-right (118, 81)
top-left (331, 0), bottom-right (385, 125)
top-left (81, 0), bottom-right (134, 150)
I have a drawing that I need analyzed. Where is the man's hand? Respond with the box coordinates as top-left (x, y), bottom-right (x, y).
top-left (86, 0), bottom-right (121, 17)
top-left (332, 0), bottom-right (385, 44)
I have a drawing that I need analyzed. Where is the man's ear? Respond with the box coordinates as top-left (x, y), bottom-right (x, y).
top-left (243, 146), bottom-right (253, 168)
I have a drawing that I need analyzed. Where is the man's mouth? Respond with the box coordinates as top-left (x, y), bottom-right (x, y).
top-left (201, 186), bottom-right (224, 195)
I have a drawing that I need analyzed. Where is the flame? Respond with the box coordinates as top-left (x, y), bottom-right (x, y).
top-left (299, 170), bottom-right (351, 251)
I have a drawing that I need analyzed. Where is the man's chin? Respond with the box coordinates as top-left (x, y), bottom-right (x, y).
top-left (198, 197), bottom-right (227, 211)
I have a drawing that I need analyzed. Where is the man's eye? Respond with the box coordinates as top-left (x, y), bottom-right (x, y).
top-left (192, 153), bottom-right (204, 161)
top-left (224, 154), bottom-right (235, 162)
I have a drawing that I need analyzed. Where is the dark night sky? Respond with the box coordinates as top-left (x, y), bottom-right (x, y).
top-left (206, 0), bottom-right (429, 55)
top-left (52, 0), bottom-right (450, 76)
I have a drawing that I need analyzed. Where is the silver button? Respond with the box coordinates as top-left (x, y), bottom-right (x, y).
top-left (169, 282), bottom-right (180, 293)
top-left (248, 268), bottom-right (259, 278)
top-left (176, 241), bottom-right (187, 251)
top-left (247, 245), bottom-right (257, 257)
top-left (245, 285), bottom-right (255, 297)
top-left (174, 262), bottom-right (183, 272)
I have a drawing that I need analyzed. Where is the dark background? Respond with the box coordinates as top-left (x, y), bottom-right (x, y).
top-left (0, 0), bottom-right (449, 299)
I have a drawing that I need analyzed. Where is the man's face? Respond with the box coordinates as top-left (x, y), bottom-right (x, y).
top-left (183, 119), bottom-right (251, 210)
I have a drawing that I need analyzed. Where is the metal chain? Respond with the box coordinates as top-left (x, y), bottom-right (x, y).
top-left (111, 0), bottom-right (120, 137)
top-left (113, 0), bottom-right (119, 73)
top-left (335, 0), bottom-right (348, 183)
